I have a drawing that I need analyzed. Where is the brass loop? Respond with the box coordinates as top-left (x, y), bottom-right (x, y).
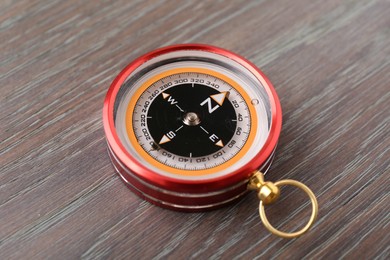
top-left (259, 179), bottom-right (318, 238)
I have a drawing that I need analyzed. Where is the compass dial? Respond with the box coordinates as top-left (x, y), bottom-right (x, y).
top-left (111, 47), bottom-right (279, 183)
top-left (129, 70), bottom-right (253, 171)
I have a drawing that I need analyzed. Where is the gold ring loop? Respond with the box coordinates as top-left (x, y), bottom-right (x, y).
top-left (259, 179), bottom-right (318, 238)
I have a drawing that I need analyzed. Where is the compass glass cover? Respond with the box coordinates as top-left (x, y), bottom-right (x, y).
top-left (113, 50), bottom-right (272, 180)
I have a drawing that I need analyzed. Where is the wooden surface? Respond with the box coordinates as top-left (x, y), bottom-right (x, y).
top-left (1, 0), bottom-right (389, 259)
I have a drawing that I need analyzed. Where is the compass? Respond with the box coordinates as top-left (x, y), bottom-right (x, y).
top-left (103, 44), bottom-right (318, 238)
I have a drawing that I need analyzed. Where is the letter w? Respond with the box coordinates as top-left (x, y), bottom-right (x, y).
top-left (200, 97), bottom-right (220, 113)
top-left (167, 96), bottom-right (178, 105)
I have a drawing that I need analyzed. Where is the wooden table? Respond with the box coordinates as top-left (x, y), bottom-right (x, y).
top-left (1, 0), bottom-right (389, 259)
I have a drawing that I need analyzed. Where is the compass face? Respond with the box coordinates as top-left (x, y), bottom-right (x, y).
top-left (116, 65), bottom-right (270, 179)
top-left (128, 69), bottom-right (253, 172)
top-left (111, 49), bottom-right (278, 181)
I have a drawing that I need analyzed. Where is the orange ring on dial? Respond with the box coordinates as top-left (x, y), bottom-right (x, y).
top-left (125, 67), bottom-right (258, 176)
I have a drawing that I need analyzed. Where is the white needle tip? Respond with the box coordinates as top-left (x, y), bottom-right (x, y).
top-left (215, 140), bottom-right (224, 147)
top-left (210, 92), bottom-right (228, 106)
top-left (162, 93), bottom-right (170, 99)
top-left (159, 135), bottom-right (171, 144)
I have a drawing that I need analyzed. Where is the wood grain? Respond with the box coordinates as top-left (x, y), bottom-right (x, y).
top-left (1, 0), bottom-right (389, 259)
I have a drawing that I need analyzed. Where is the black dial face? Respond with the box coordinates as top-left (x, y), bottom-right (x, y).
top-left (129, 70), bottom-right (253, 171)
top-left (147, 83), bottom-right (237, 157)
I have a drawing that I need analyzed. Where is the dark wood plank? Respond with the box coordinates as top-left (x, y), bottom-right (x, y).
top-left (1, 0), bottom-right (389, 259)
